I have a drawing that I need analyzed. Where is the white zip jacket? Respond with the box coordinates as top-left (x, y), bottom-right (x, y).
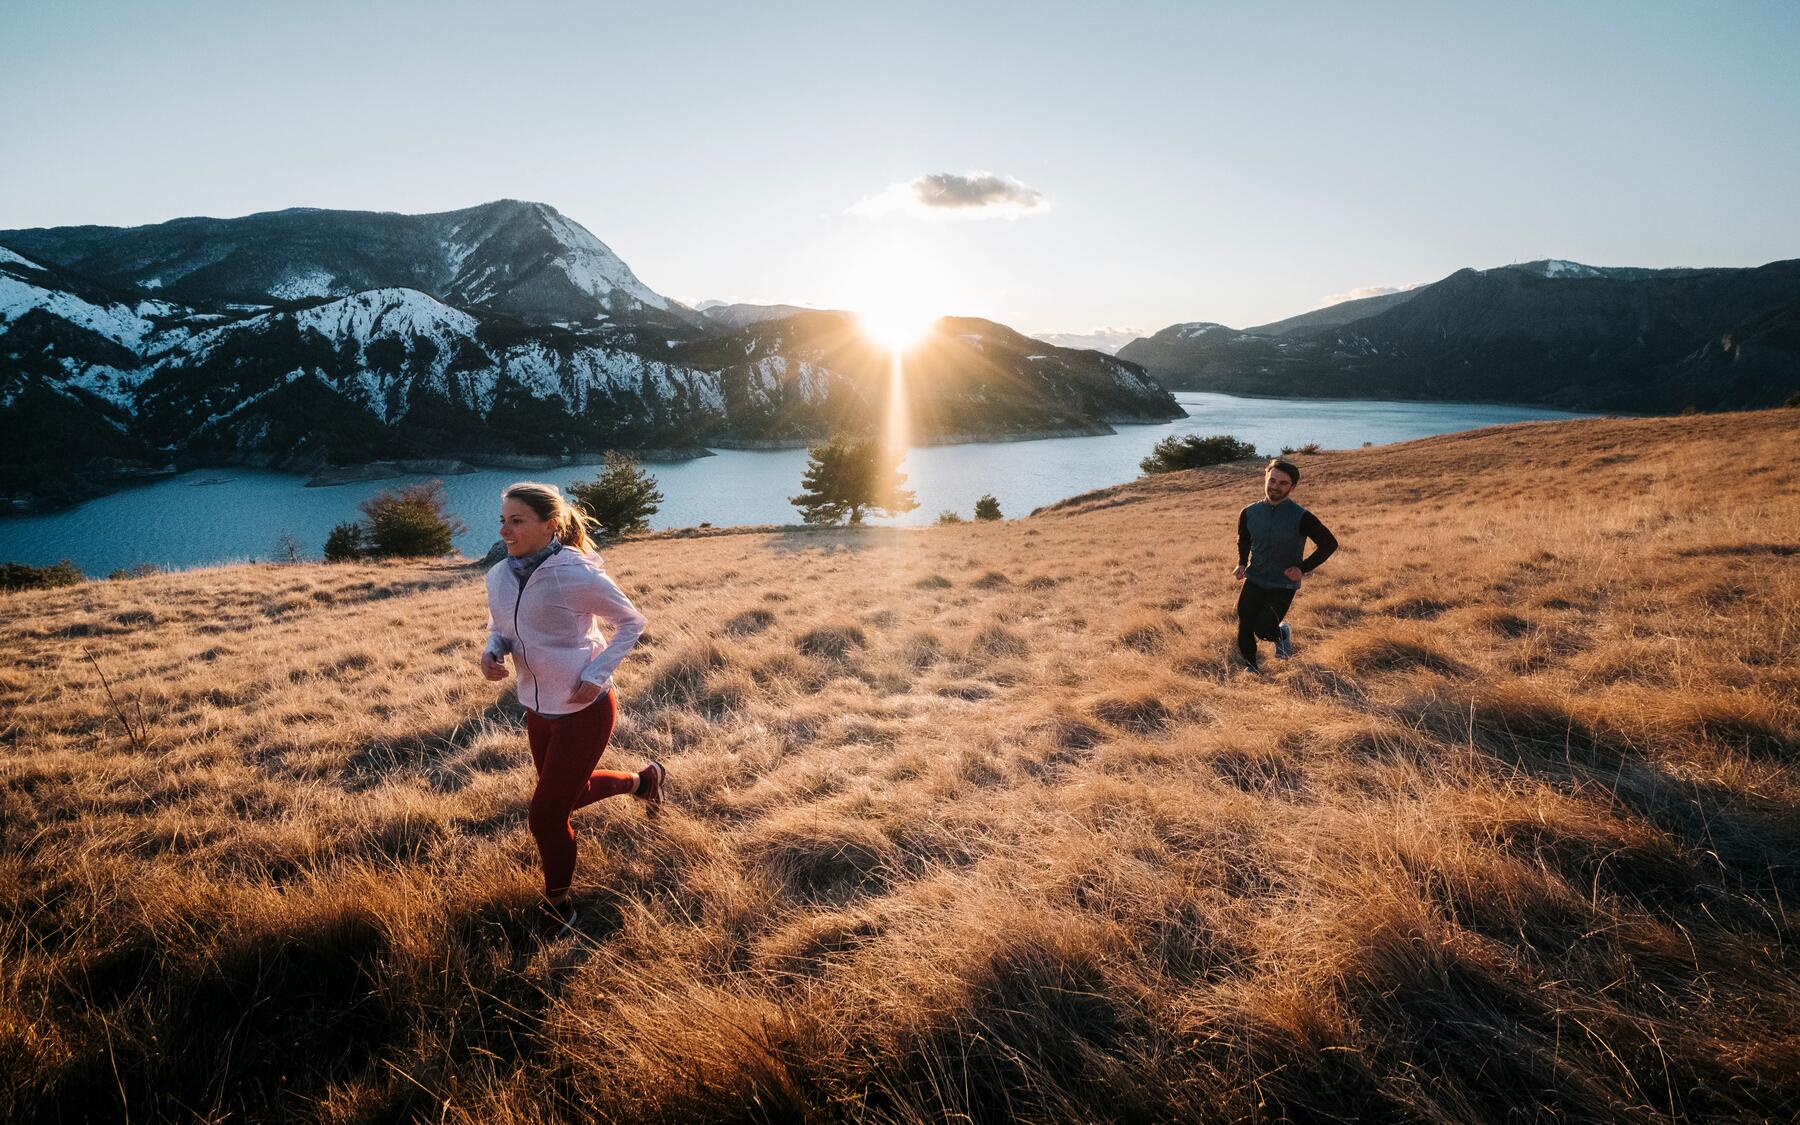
top-left (483, 548), bottom-right (647, 716)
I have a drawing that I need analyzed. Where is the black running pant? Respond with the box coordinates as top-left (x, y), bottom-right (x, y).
top-left (1236, 581), bottom-right (1296, 665)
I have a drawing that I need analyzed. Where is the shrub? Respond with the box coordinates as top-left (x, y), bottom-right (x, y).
top-left (323, 522), bottom-right (365, 563)
top-left (974, 494), bottom-right (1003, 521)
top-left (936, 510), bottom-right (965, 525)
top-left (357, 481), bottom-right (466, 559)
top-left (1, 559), bottom-right (83, 591)
top-left (1785, 391), bottom-right (1800, 408)
top-left (274, 532), bottom-right (303, 563)
top-left (105, 563), bottom-right (163, 580)
top-left (790, 435), bottom-right (918, 526)
top-left (1140, 434), bottom-right (1258, 474)
top-left (568, 452), bottom-right (664, 542)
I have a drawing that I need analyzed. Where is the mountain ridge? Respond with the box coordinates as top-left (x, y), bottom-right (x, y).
top-left (1121, 257), bottom-right (1800, 410)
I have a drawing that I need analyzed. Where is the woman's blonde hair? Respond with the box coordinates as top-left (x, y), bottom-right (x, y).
top-left (501, 481), bottom-right (597, 554)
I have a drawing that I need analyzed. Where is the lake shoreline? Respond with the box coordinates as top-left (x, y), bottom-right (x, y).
top-left (304, 448), bottom-right (716, 488)
top-left (709, 421), bottom-right (1124, 451)
top-left (0, 393), bottom-right (1599, 572)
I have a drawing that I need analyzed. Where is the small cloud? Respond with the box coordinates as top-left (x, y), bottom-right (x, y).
top-left (1310, 282), bottom-right (1424, 311)
top-left (849, 171), bottom-right (1051, 220)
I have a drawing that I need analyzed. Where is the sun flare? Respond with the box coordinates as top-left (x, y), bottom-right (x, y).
top-left (849, 242), bottom-right (942, 351)
top-left (857, 302), bottom-right (939, 350)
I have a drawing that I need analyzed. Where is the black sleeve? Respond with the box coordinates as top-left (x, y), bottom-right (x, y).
top-left (1298, 512), bottom-right (1338, 572)
top-left (1237, 508), bottom-right (1251, 567)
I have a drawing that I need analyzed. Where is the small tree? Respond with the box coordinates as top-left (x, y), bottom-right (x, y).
top-left (973, 494), bottom-right (1002, 521)
top-left (1140, 434), bottom-right (1259, 475)
top-left (323, 522), bottom-right (365, 562)
top-left (357, 481), bottom-right (467, 558)
top-left (274, 532), bottom-right (303, 563)
top-left (790, 435), bottom-right (919, 526)
top-left (568, 452), bottom-right (664, 542)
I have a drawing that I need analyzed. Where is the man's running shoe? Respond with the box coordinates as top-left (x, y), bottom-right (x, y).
top-left (1276, 622), bottom-right (1294, 660)
top-left (536, 896), bottom-right (579, 937)
top-left (636, 761), bottom-right (666, 818)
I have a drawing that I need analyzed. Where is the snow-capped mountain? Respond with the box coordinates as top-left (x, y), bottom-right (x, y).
top-left (0, 200), bottom-right (693, 327)
top-left (0, 216), bottom-right (1181, 510)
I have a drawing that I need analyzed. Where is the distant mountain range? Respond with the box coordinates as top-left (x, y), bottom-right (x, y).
top-left (1121, 258), bottom-right (1800, 411)
top-left (0, 202), bottom-right (1178, 509)
top-left (1027, 328), bottom-right (1142, 355)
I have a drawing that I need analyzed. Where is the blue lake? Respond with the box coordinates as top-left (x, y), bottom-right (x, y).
top-left (0, 392), bottom-right (1590, 575)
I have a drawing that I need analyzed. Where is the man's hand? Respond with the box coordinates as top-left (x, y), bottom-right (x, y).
top-left (568, 680), bottom-right (603, 707)
top-left (1233, 565), bottom-right (1247, 581)
top-left (480, 652), bottom-right (509, 681)
top-left (1283, 566), bottom-right (1304, 584)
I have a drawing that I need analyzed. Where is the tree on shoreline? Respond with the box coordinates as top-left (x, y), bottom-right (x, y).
top-left (1140, 434), bottom-right (1258, 475)
top-left (790, 435), bottom-right (918, 526)
top-left (324, 480), bottom-right (466, 560)
top-left (569, 453), bottom-right (664, 543)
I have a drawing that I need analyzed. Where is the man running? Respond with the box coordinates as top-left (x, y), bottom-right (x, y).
top-left (1234, 458), bottom-right (1338, 671)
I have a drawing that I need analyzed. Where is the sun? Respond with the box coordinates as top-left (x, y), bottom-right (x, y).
top-left (857, 303), bottom-right (939, 350)
top-left (848, 241), bottom-right (942, 350)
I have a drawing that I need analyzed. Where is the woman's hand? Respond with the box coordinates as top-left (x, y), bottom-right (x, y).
top-left (568, 680), bottom-right (602, 707)
top-left (480, 652), bottom-right (509, 681)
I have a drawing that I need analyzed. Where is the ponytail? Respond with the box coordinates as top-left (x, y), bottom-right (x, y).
top-left (501, 481), bottom-right (598, 554)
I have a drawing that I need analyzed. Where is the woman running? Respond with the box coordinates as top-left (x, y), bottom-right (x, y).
top-left (480, 481), bottom-right (662, 931)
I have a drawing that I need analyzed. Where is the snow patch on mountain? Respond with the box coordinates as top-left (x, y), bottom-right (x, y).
top-left (0, 246), bottom-right (46, 271)
top-left (0, 272), bottom-right (159, 350)
top-left (1175, 323), bottom-right (1230, 339)
top-left (296, 288), bottom-right (480, 344)
top-left (1538, 260), bottom-right (1602, 279)
top-left (491, 340), bottom-right (723, 415)
top-left (269, 269), bottom-right (341, 300)
top-left (534, 204), bottom-right (669, 310)
top-left (58, 358), bottom-right (151, 412)
top-left (741, 354), bottom-right (831, 403)
top-left (193, 368), bottom-right (316, 433)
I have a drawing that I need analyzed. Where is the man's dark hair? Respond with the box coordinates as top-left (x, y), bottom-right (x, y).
top-left (1266, 459), bottom-right (1300, 485)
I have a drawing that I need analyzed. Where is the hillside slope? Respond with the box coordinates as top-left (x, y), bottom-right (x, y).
top-left (3, 409), bottom-right (1797, 1122)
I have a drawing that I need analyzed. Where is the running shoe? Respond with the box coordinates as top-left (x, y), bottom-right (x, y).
top-left (1276, 622), bottom-right (1294, 660)
top-left (536, 896), bottom-right (579, 936)
top-left (636, 760), bottom-right (666, 818)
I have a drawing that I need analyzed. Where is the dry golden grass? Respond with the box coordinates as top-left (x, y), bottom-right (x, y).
top-left (3, 409), bottom-right (1798, 1122)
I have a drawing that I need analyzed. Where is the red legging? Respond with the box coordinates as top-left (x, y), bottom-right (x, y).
top-left (524, 690), bottom-right (638, 896)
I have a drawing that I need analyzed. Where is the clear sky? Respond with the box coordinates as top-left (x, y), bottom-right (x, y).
top-left (4, 0), bottom-right (1797, 334)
